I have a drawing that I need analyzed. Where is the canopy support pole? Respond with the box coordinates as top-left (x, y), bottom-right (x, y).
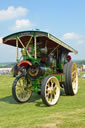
top-left (17, 37), bottom-right (25, 48)
top-left (57, 48), bottom-right (58, 59)
top-left (16, 38), bottom-right (18, 61)
top-left (26, 36), bottom-right (32, 48)
top-left (34, 36), bottom-right (37, 59)
top-left (48, 45), bottom-right (59, 56)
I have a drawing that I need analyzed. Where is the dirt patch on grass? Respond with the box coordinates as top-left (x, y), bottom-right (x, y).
top-left (34, 121), bottom-right (61, 128)
top-left (68, 108), bottom-right (85, 115)
top-left (76, 108), bottom-right (85, 113)
top-left (35, 123), bottom-right (56, 128)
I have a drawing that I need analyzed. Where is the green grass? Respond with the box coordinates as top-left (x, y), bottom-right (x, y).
top-left (0, 75), bottom-right (85, 128)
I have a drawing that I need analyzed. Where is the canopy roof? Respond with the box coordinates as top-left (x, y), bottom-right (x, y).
top-left (3, 30), bottom-right (78, 54)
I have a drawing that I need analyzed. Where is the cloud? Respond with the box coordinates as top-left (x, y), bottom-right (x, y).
top-left (77, 40), bottom-right (85, 45)
top-left (62, 32), bottom-right (80, 40)
top-left (0, 6), bottom-right (28, 21)
top-left (61, 32), bottom-right (85, 45)
top-left (12, 19), bottom-right (33, 31)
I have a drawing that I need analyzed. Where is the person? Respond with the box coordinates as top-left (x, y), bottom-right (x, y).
top-left (77, 68), bottom-right (80, 76)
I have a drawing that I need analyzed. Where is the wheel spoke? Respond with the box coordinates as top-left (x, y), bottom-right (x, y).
top-left (72, 64), bottom-right (78, 94)
top-left (72, 70), bottom-right (76, 75)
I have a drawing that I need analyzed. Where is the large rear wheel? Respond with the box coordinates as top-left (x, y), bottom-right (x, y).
top-left (41, 75), bottom-right (60, 106)
top-left (12, 75), bottom-right (32, 103)
top-left (64, 62), bottom-right (78, 95)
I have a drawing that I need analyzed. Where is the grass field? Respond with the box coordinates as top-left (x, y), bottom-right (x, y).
top-left (0, 74), bottom-right (85, 128)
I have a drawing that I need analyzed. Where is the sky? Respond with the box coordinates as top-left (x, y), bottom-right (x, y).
top-left (0, 0), bottom-right (85, 62)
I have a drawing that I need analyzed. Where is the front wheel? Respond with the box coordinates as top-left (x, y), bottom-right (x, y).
top-left (12, 75), bottom-right (32, 103)
top-left (41, 75), bottom-right (60, 106)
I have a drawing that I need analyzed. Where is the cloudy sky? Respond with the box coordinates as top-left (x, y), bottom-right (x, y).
top-left (0, 0), bottom-right (85, 62)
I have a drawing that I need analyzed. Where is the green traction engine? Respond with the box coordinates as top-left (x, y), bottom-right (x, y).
top-left (3, 30), bottom-right (78, 106)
